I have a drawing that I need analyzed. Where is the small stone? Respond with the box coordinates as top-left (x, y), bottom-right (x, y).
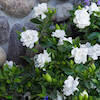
top-left (0, 16), bottom-right (10, 44)
top-left (0, 0), bottom-right (36, 18)
top-left (8, 24), bottom-right (26, 64)
top-left (0, 47), bottom-right (6, 66)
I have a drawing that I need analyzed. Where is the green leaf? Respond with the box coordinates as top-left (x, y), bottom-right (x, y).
top-left (32, 48), bottom-right (38, 53)
top-left (41, 86), bottom-right (46, 95)
top-left (5, 96), bottom-right (13, 100)
top-left (22, 27), bottom-right (26, 31)
top-left (21, 56), bottom-right (33, 64)
top-left (87, 32), bottom-right (100, 41)
top-left (56, 24), bottom-right (60, 30)
top-left (14, 78), bottom-right (21, 83)
top-left (16, 31), bottom-right (21, 39)
top-left (73, 37), bottom-right (80, 47)
top-left (16, 31), bottom-right (21, 35)
top-left (30, 18), bottom-right (43, 24)
top-left (0, 70), bottom-right (4, 79)
top-left (7, 80), bottom-right (11, 84)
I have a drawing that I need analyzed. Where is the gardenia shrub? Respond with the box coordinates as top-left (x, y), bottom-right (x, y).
top-left (0, 2), bottom-right (100, 100)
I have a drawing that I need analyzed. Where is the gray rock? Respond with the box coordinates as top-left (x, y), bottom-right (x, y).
top-left (8, 24), bottom-right (26, 64)
top-left (0, 0), bottom-right (36, 18)
top-left (0, 16), bottom-right (10, 44)
top-left (39, 0), bottom-right (49, 3)
top-left (55, 2), bottom-right (73, 22)
top-left (24, 22), bottom-right (38, 30)
top-left (48, 0), bottom-right (73, 22)
top-left (72, 0), bottom-right (83, 5)
top-left (0, 47), bottom-right (6, 66)
top-left (0, 42), bottom-right (9, 54)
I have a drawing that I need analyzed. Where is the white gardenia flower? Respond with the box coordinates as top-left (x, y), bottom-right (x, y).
top-left (63, 76), bottom-right (79, 96)
top-left (73, 8), bottom-right (90, 29)
top-left (52, 30), bottom-right (66, 39)
top-left (81, 90), bottom-right (88, 97)
top-left (80, 42), bottom-right (91, 49)
top-left (89, 2), bottom-right (99, 14)
top-left (79, 43), bottom-right (100, 61)
top-left (4, 61), bottom-right (14, 68)
top-left (58, 37), bottom-right (73, 45)
top-left (85, 6), bottom-right (90, 11)
top-left (34, 50), bottom-right (51, 68)
top-left (20, 30), bottom-right (39, 49)
top-left (71, 47), bottom-right (88, 64)
top-left (34, 3), bottom-right (48, 19)
top-left (88, 44), bottom-right (100, 60)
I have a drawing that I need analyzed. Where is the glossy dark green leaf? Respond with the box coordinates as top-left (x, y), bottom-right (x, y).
top-left (30, 18), bottom-right (43, 24)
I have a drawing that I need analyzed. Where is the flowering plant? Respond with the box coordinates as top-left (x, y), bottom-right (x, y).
top-left (0, 2), bottom-right (100, 100)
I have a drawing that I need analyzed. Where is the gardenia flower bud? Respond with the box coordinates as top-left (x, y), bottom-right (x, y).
top-left (71, 47), bottom-right (88, 64)
top-left (20, 30), bottom-right (39, 49)
top-left (34, 3), bottom-right (48, 19)
top-left (4, 60), bottom-right (14, 68)
top-left (43, 73), bottom-right (52, 82)
top-left (56, 91), bottom-right (63, 100)
top-left (58, 37), bottom-right (72, 45)
top-left (81, 90), bottom-right (88, 98)
top-left (73, 8), bottom-right (90, 29)
top-left (63, 76), bottom-right (79, 96)
top-left (52, 30), bottom-right (66, 39)
top-left (34, 50), bottom-right (51, 68)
